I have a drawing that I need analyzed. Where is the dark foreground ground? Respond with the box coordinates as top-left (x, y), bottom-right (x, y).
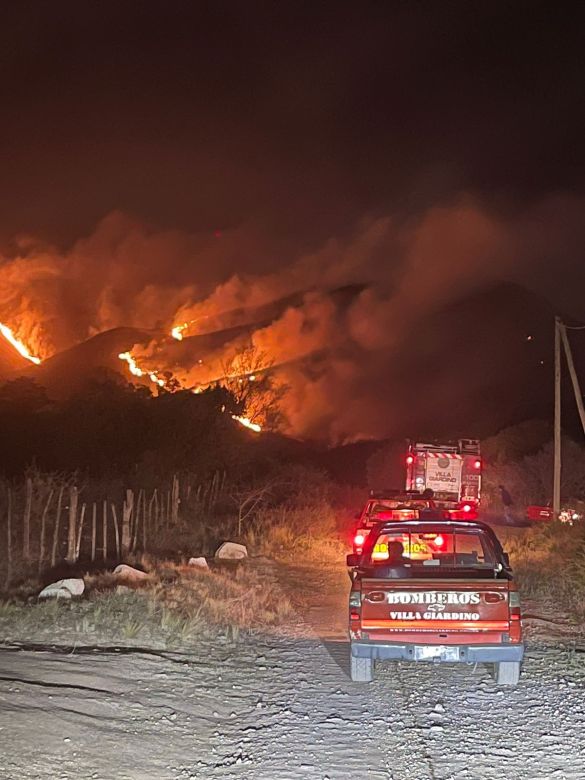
top-left (1, 561), bottom-right (585, 780)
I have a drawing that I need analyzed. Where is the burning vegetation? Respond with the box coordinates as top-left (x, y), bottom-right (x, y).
top-left (0, 198), bottom-right (584, 440)
top-left (0, 323), bottom-right (42, 365)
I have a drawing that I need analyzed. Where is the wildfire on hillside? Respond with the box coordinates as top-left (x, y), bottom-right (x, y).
top-left (118, 351), bottom-right (165, 387)
top-left (117, 349), bottom-right (262, 432)
top-left (0, 323), bottom-right (42, 365)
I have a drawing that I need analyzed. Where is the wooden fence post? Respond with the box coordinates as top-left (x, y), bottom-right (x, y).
top-left (131, 489), bottom-right (143, 552)
top-left (142, 490), bottom-right (147, 551)
top-left (51, 486), bottom-right (64, 567)
top-left (66, 486), bottom-right (78, 563)
top-left (122, 489), bottom-right (133, 555)
top-left (112, 503), bottom-right (120, 559)
top-left (91, 503), bottom-right (97, 562)
top-left (23, 477), bottom-right (32, 561)
top-left (102, 500), bottom-right (108, 561)
top-left (171, 476), bottom-right (180, 525)
top-left (75, 503), bottom-right (86, 561)
top-left (38, 489), bottom-right (54, 575)
top-left (6, 488), bottom-right (12, 587)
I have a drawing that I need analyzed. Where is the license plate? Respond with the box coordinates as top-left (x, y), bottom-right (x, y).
top-left (414, 645), bottom-right (459, 661)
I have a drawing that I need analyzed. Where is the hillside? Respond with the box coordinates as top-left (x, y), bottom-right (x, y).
top-left (2, 282), bottom-right (582, 441)
top-left (15, 327), bottom-right (160, 399)
top-left (0, 334), bottom-right (30, 380)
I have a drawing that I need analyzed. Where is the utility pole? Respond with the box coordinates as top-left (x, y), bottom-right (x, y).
top-left (553, 317), bottom-right (562, 516)
top-left (559, 323), bottom-right (585, 437)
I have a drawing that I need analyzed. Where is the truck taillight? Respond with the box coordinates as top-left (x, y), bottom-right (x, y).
top-left (508, 589), bottom-right (522, 641)
top-left (462, 503), bottom-right (472, 513)
top-left (406, 455), bottom-right (414, 465)
top-left (474, 459), bottom-right (482, 470)
top-left (354, 533), bottom-right (365, 547)
top-left (434, 534), bottom-right (445, 548)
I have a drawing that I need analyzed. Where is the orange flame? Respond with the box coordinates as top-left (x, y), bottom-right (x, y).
top-left (118, 351), bottom-right (165, 387)
top-left (0, 322), bottom-right (42, 365)
top-left (118, 350), bottom-right (262, 432)
top-left (231, 415), bottom-right (261, 432)
top-left (171, 322), bottom-right (191, 341)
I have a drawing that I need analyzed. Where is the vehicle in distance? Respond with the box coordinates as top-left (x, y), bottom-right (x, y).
top-left (352, 490), bottom-right (476, 555)
top-left (347, 519), bottom-right (523, 686)
top-left (405, 439), bottom-right (482, 507)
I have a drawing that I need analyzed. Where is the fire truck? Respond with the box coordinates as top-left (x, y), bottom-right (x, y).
top-left (405, 439), bottom-right (482, 507)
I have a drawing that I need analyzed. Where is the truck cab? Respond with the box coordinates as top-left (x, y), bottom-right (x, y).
top-left (352, 490), bottom-right (477, 555)
top-left (347, 519), bottom-right (523, 686)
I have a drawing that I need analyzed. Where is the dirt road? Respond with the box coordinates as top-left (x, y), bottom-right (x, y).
top-left (1, 563), bottom-right (585, 779)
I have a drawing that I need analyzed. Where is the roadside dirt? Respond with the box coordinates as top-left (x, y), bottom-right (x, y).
top-left (2, 560), bottom-right (585, 779)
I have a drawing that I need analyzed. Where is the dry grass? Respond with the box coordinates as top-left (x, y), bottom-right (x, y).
top-left (505, 521), bottom-right (585, 619)
top-left (0, 556), bottom-right (296, 650)
top-left (243, 502), bottom-right (347, 563)
top-left (156, 562), bottom-right (295, 632)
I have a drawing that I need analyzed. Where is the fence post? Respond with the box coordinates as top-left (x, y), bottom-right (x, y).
top-left (102, 500), bottom-right (108, 561)
top-left (23, 477), bottom-right (32, 561)
top-left (142, 490), bottom-right (147, 551)
top-left (91, 503), bottom-right (97, 562)
top-left (171, 476), bottom-right (180, 525)
top-left (51, 486), bottom-right (64, 567)
top-left (5, 488), bottom-right (12, 588)
top-left (75, 503), bottom-right (86, 561)
top-left (132, 489), bottom-right (144, 552)
top-left (66, 486), bottom-right (78, 563)
top-left (38, 489), bottom-right (54, 575)
top-left (112, 503), bottom-right (120, 559)
top-left (122, 489), bottom-right (133, 555)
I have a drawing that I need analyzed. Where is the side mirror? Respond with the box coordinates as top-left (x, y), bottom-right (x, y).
top-left (502, 552), bottom-right (510, 567)
top-left (347, 553), bottom-right (360, 567)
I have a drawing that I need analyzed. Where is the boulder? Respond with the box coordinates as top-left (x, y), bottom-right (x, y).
top-left (39, 578), bottom-right (85, 600)
top-left (215, 542), bottom-right (248, 560)
top-left (188, 557), bottom-right (209, 569)
top-left (113, 564), bottom-right (149, 582)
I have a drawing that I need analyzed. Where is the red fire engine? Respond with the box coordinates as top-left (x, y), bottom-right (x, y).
top-left (405, 439), bottom-right (482, 506)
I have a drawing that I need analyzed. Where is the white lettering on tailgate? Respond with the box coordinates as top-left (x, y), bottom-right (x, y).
top-left (389, 611), bottom-right (481, 621)
top-left (388, 591), bottom-right (481, 606)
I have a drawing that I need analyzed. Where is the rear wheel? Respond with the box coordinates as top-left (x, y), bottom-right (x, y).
top-left (350, 654), bottom-right (374, 682)
top-left (495, 661), bottom-right (521, 686)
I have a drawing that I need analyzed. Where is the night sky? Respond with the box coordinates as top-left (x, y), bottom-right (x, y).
top-left (1, 2), bottom-right (584, 439)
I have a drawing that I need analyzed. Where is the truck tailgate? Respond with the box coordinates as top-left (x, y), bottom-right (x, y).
top-left (360, 578), bottom-right (510, 633)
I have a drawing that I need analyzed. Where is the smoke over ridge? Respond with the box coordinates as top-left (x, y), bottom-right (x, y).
top-left (1, 195), bottom-right (583, 439)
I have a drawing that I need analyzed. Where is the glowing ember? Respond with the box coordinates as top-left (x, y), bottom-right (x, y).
top-left (232, 415), bottom-right (261, 432)
top-left (0, 323), bottom-right (42, 365)
top-left (118, 352), bottom-right (165, 387)
top-left (171, 322), bottom-right (190, 341)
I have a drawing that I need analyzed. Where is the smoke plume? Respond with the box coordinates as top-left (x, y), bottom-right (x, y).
top-left (1, 196), bottom-right (584, 439)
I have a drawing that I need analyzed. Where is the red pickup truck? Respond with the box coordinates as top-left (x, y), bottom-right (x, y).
top-left (347, 519), bottom-right (523, 686)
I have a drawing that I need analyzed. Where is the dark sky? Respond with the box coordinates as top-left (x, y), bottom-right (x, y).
top-left (2, 1), bottom-right (585, 252)
top-left (1, 2), bottom-right (584, 441)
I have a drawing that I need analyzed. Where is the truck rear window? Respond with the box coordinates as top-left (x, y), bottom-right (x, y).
top-left (369, 529), bottom-right (495, 568)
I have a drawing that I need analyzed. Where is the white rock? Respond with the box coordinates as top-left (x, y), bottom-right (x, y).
top-left (188, 557), bottom-right (209, 569)
top-left (113, 564), bottom-right (149, 582)
top-left (39, 578), bottom-right (85, 600)
top-left (215, 542), bottom-right (248, 560)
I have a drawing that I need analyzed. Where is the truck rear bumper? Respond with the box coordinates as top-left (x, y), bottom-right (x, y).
top-left (351, 640), bottom-right (524, 664)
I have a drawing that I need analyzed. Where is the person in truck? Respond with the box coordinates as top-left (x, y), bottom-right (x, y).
top-left (376, 540), bottom-right (411, 579)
